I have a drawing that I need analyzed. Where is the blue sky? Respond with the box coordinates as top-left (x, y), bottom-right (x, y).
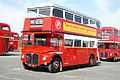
top-left (0, 0), bottom-right (120, 34)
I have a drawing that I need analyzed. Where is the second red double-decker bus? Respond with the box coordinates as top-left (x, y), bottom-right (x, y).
top-left (8, 32), bottom-right (19, 51)
top-left (98, 27), bottom-right (120, 61)
top-left (0, 22), bottom-right (11, 55)
top-left (21, 3), bottom-right (100, 72)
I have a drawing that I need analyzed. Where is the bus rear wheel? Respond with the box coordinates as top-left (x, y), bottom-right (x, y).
top-left (112, 56), bottom-right (117, 62)
top-left (89, 55), bottom-right (96, 66)
top-left (48, 57), bottom-right (62, 73)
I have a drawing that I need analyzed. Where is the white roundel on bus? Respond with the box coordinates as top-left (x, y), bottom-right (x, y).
top-left (55, 19), bottom-right (62, 30)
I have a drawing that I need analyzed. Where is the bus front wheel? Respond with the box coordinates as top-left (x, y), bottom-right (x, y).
top-left (48, 57), bottom-right (62, 73)
top-left (23, 63), bottom-right (32, 70)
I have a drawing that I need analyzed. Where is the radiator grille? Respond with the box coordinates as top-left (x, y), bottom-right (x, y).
top-left (26, 54), bottom-right (38, 65)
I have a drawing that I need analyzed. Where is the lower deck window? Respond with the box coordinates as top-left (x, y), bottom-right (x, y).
top-left (50, 38), bottom-right (62, 47)
top-left (64, 39), bottom-right (73, 47)
top-left (83, 41), bottom-right (88, 47)
top-left (74, 40), bottom-right (81, 47)
top-left (34, 34), bottom-right (46, 46)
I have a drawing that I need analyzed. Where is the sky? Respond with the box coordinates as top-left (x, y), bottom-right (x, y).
top-left (0, 0), bottom-right (120, 34)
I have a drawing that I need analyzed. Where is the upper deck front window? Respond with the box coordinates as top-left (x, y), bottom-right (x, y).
top-left (102, 30), bottom-right (112, 36)
top-left (27, 7), bottom-right (50, 17)
top-left (27, 8), bottom-right (37, 17)
top-left (39, 7), bottom-right (50, 16)
top-left (0, 26), bottom-right (10, 31)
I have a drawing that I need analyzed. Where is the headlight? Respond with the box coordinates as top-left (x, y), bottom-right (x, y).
top-left (110, 53), bottom-right (112, 56)
top-left (43, 56), bottom-right (47, 61)
top-left (21, 54), bottom-right (25, 59)
top-left (10, 42), bottom-right (13, 44)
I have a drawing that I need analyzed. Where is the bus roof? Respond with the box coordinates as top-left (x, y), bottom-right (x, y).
top-left (101, 26), bottom-right (118, 30)
top-left (0, 23), bottom-right (10, 27)
top-left (28, 2), bottom-right (99, 21)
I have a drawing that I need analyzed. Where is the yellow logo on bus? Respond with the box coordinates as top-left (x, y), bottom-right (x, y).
top-left (63, 22), bottom-right (96, 37)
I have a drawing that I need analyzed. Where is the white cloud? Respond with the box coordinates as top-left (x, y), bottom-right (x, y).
top-left (103, 8), bottom-right (120, 28)
top-left (0, 2), bottom-right (25, 34)
top-left (94, 0), bottom-right (120, 29)
top-left (46, 0), bottom-right (65, 4)
top-left (95, 0), bottom-right (111, 13)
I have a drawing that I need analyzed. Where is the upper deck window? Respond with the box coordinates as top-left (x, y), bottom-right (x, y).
top-left (39, 7), bottom-right (50, 16)
top-left (102, 30), bottom-right (112, 36)
top-left (28, 8), bottom-right (37, 14)
top-left (0, 26), bottom-right (10, 31)
top-left (65, 12), bottom-right (73, 21)
top-left (83, 17), bottom-right (88, 24)
top-left (53, 8), bottom-right (63, 18)
top-left (27, 7), bottom-right (50, 17)
top-left (75, 15), bottom-right (81, 23)
top-left (27, 8), bottom-right (37, 17)
top-left (90, 19), bottom-right (95, 24)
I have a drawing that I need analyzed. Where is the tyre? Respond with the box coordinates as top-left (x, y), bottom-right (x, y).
top-left (89, 56), bottom-right (96, 66)
top-left (9, 47), bottom-right (13, 51)
top-left (22, 63), bottom-right (32, 70)
top-left (112, 56), bottom-right (117, 62)
top-left (48, 57), bottom-right (62, 73)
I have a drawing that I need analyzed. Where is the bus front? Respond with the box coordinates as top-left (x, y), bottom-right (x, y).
top-left (9, 32), bottom-right (19, 51)
top-left (0, 23), bottom-right (11, 55)
top-left (21, 6), bottom-right (63, 72)
top-left (98, 27), bottom-right (119, 61)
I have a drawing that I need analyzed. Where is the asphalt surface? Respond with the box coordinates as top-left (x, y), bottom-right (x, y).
top-left (0, 52), bottom-right (120, 80)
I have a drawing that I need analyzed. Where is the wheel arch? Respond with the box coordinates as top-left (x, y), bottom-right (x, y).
top-left (51, 54), bottom-right (62, 62)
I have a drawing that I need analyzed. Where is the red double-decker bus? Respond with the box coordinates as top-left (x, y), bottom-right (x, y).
top-left (21, 3), bottom-right (101, 72)
top-left (98, 27), bottom-right (120, 61)
top-left (8, 32), bottom-right (19, 51)
top-left (0, 22), bottom-right (11, 55)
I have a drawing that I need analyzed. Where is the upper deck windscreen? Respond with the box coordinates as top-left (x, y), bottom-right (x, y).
top-left (27, 7), bottom-right (51, 17)
top-left (101, 30), bottom-right (112, 36)
top-left (0, 23), bottom-right (10, 31)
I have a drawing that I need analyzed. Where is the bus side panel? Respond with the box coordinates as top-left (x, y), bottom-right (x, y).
top-left (76, 48), bottom-right (97, 65)
top-left (63, 48), bottom-right (91, 66)
top-left (63, 48), bottom-right (77, 66)
top-left (76, 48), bottom-right (86, 65)
top-left (42, 17), bottom-right (53, 31)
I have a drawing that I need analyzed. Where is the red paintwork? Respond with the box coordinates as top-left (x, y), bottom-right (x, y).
top-left (0, 23), bottom-right (11, 55)
top-left (21, 17), bottom-right (97, 67)
top-left (98, 27), bottom-right (120, 60)
top-left (8, 32), bottom-right (19, 51)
